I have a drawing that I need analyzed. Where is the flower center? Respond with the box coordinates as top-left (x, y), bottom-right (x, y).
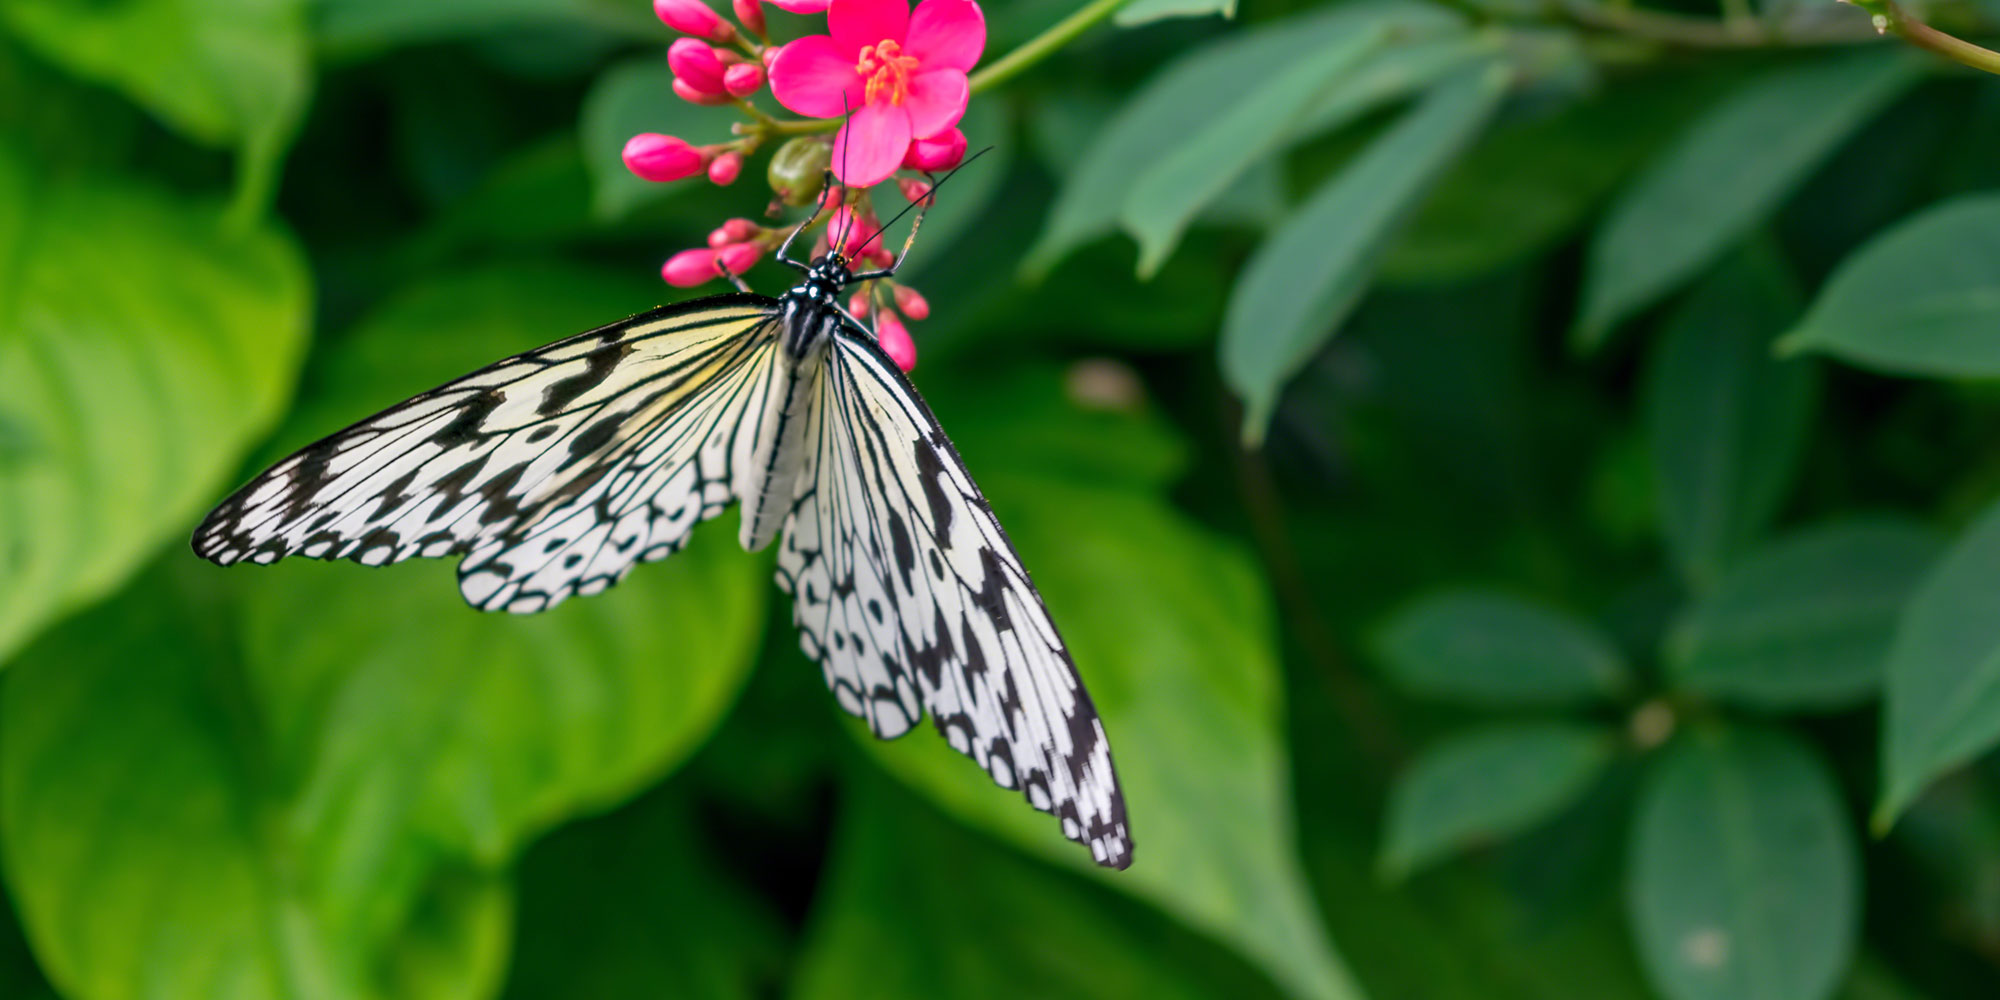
top-left (856, 39), bottom-right (920, 106)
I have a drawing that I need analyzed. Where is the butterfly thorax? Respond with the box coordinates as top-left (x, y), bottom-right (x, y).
top-left (777, 254), bottom-right (855, 360)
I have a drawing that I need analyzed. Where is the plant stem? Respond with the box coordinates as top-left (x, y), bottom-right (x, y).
top-left (1857, 0), bottom-right (2000, 75)
top-left (968, 0), bottom-right (1140, 94)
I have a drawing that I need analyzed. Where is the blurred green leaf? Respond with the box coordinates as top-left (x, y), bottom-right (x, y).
top-left (858, 99), bottom-right (1010, 284)
top-left (1120, 25), bottom-right (1386, 277)
top-left (1575, 51), bottom-right (1922, 347)
top-left (793, 775), bottom-right (1289, 1000)
top-left (1114, 0), bottom-right (1236, 26)
top-left (852, 452), bottom-right (1360, 997)
top-left (579, 57), bottom-right (741, 221)
top-left (502, 785), bottom-right (784, 1000)
top-left (1223, 63), bottom-right (1508, 442)
top-left (1381, 722), bottom-right (1616, 879)
top-left (1, 570), bottom-right (513, 1000)
top-left (1781, 193), bottom-right (2000, 377)
top-left (1, 0), bottom-right (311, 219)
top-left (1628, 725), bottom-right (1858, 1000)
top-left (1373, 589), bottom-right (1630, 707)
top-left (1023, 1), bottom-right (1465, 278)
top-left (1669, 518), bottom-right (1941, 709)
top-left (313, 0), bottom-right (654, 53)
top-left (1644, 250), bottom-right (1819, 589)
top-left (1879, 494), bottom-right (2000, 827)
top-left (0, 148), bottom-right (309, 667)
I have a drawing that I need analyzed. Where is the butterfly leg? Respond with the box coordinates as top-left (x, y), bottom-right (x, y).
top-left (718, 259), bottom-right (755, 294)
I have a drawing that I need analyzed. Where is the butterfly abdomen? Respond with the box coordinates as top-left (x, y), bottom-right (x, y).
top-left (736, 303), bottom-right (831, 552)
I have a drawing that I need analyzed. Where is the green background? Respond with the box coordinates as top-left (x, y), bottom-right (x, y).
top-left (5, 0), bottom-right (2000, 997)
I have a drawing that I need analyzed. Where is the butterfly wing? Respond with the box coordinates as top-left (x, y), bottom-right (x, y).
top-left (193, 295), bottom-right (781, 613)
top-left (776, 324), bottom-right (1133, 869)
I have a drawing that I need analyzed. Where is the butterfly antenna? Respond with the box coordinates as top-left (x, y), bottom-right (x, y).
top-left (850, 146), bottom-right (994, 280)
top-left (776, 173), bottom-right (837, 271)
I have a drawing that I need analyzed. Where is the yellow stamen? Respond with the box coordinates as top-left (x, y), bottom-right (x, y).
top-left (856, 39), bottom-right (920, 106)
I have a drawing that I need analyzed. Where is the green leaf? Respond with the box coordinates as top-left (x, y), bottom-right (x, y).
top-left (1222, 63), bottom-right (1509, 443)
top-left (2, 263), bottom-right (767, 1000)
top-left (1878, 494), bottom-right (2000, 826)
top-left (1373, 589), bottom-right (1630, 707)
top-left (851, 436), bottom-right (1361, 998)
top-left (1780, 193), bottom-right (2000, 377)
top-left (1114, 0), bottom-right (1235, 26)
top-left (2, 0), bottom-right (311, 219)
top-left (314, 0), bottom-right (654, 52)
top-left (792, 775), bottom-right (1290, 1000)
top-left (1575, 50), bottom-right (1922, 347)
top-left (578, 57), bottom-right (741, 221)
top-left (1643, 250), bottom-right (1820, 589)
top-left (1668, 519), bottom-right (1941, 709)
top-left (0, 148), bottom-right (310, 667)
top-left (1120, 26), bottom-right (1387, 277)
top-left (1023, 1), bottom-right (1465, 278)
top-left (1380, 722), bottom-right (1616, 879)
top-left (1628, 726), bottom-right (1858, 1000)
top-left (502, 785), bottom-right (785, 999)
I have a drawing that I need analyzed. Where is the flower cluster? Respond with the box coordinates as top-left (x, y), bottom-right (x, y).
top-left (627, 0), bottom-right (985, 370)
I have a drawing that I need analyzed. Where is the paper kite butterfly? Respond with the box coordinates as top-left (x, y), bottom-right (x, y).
top-left (191, 183), bottom-right (1133, 870)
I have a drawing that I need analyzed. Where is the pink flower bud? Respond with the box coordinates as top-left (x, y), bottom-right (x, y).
top-left (653, 0), bottom-right (734, 41)
top-left (877, 313), bottom-right (916, 372)
top-left (717, 241), bottom-right (764, 275)
top-left (895, 176), bottom-right (933, 204)
top-left (732, 0), bottom-right (766, 36)
top-left (903, 127), bottom-right (967, 172)
top-left (668, 38), bottom-right (727, 95)
top-left (769, 0), bottom-right (829, 11)
top-left (827, 205), bottom-right (878, 257)
top-left (708, 217), bottom-right (758, 247)
top-left (672, 78), bottom-right (732, 106)
top-left (848, 292), bottom-right (871, 318)
top-left (892, 284), bottom-right (929, 321)
top-left (868, 248), bottom-right (895, 268)
top-left (761, 44), bottom-right (782, 69)
top-left (623, 133), bottom-right (706, 182)
top-left (723, 62), bottom-right (764, 98)
top-left (707, 152), bottom-right (743, 185)
top-left (662, 248), bottom-right (721, 287)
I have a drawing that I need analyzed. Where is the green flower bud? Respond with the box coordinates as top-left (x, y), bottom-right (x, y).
top-left (768, 137), bottom-right (832, 207)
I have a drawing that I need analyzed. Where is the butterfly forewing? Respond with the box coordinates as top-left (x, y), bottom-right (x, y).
top-left (194, 295), bottom-right (780, 612)
top-left (776, 323), bottom-right (1133, 869)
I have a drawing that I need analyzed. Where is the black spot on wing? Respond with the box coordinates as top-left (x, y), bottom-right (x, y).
top-left (914, 436), bottom-right (954, 547)
top-left (539, 340), bottom-right (631, 415)
top-left (432, 389), bottom-right (504, 447)
top-left (888, 509), bottom-right (916, 593)
top-left (970, 546), bottom-right (1012, 631)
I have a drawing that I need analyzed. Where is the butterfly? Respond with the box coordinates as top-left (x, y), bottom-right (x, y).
top-left (190, 183), bottom-right (1133, 870)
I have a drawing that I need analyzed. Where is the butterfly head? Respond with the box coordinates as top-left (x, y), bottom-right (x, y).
top-left (806, 253), bottom-right (854, 292)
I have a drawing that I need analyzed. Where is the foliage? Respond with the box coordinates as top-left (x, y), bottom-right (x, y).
top-left (5, 0), bottom-right (2000, 998)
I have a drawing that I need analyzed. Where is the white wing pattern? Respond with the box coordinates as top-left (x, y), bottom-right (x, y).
top-left (193, 297), bottom-right (780, 613)
top-left (777, 326), bottom-right (1134, 869)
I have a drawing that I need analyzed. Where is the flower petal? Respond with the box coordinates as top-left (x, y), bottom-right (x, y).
top-left (831, 102), bottom-right (912, 187)
top-left (769, 0), bottom-right (829, 10)
top-left (902, 69), bottom-right (966, 139)
top-left (769, 35), bottom-right (865, 118)
top-left (831, 0), bottom-right (909, 54)
top-left (904, 0), bottom-right (983, 73)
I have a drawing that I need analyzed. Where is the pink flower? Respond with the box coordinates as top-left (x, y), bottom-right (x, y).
top-left (669, 38), bottom-right (727, 95)
top-left (654, 0), bottom-right (734, 41)
top-left (663, 248), bottom-right (722, 286)
top-left (877, 312), bottom-right (916, 371)
top-left (768, 0), bottom-right (984, 187)
top-left (902, 126), bottom-right (965, 172)
top-left (624, 133), bottom-right (707, 182)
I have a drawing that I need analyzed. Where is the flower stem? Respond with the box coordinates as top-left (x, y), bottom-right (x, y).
top-left (968, 0), bottom-right (1141, 94)
top-left (1853, 0), bottom-right (2000, 75)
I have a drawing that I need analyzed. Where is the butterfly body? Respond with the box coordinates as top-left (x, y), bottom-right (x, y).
top-left (192, 253), bottom-right (1135, 869)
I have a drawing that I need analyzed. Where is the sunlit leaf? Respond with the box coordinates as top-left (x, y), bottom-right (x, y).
top-left (1373, 589), bottom-right (1629, 707)
top-left (0, 146), bottom-right (309, 666)
top-left (1669, 519), bottom-right (1940, 709)
top-left (1644, 250), bottom-right (1819, 589)
top-left (1628, 725), bottom-right (1858, 1000)
top-left (793, 776), bottom-right (1288, 1000)
top-left (1380, 722), bottom-right (1616, 879)
top-left (1223, 64), bottom-right (1509, 442)
top-left (1781, 193), bottom-right (2000, 377)
top-left (1878, 494), bottom-right (2000, 826)
top-left (1, 0), bottom-right (311, 217)
top-left (1120, 25), bottom-right (1386, 276)
top-left (1114, 0), bottom-right (1235, 26)
top-left (1575, 50), bottom-right (1921, 347)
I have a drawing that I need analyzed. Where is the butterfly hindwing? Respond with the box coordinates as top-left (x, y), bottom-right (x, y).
top-left (193, 296), bottom-right (780, 613)
top-left (776, 324), bottom-right (1134, 869)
